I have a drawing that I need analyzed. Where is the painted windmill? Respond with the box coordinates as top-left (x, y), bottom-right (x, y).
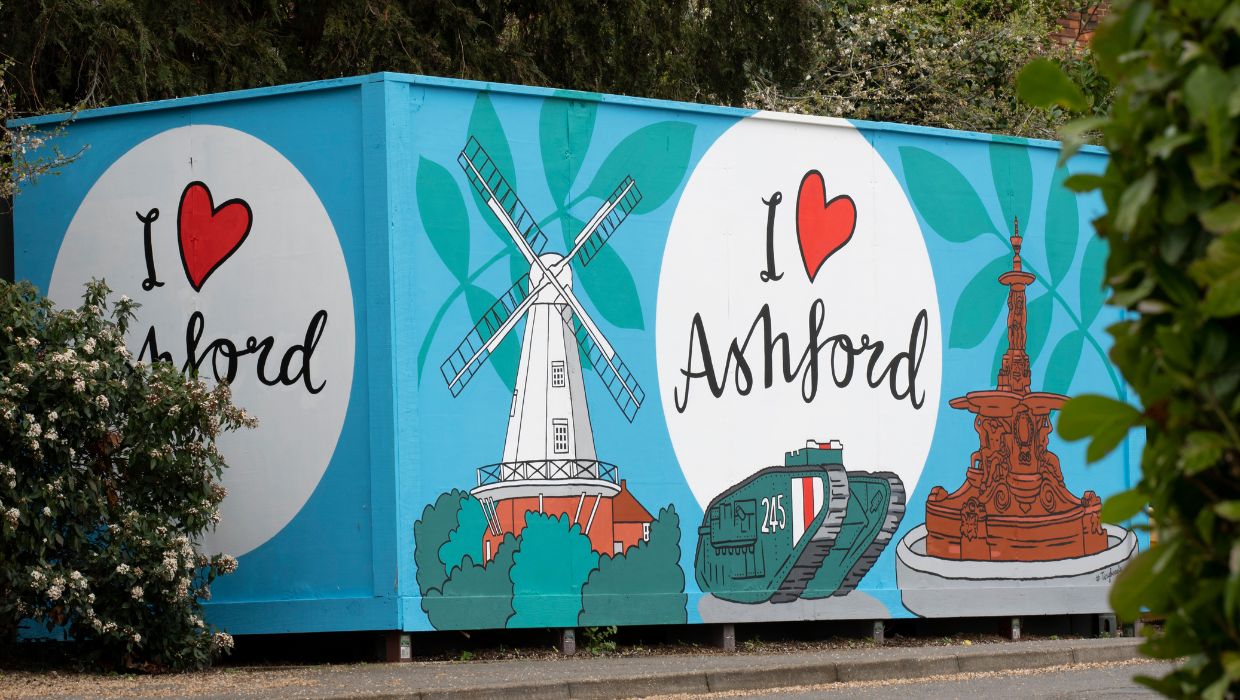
top-left (439, 136), bottom-right (649, 559)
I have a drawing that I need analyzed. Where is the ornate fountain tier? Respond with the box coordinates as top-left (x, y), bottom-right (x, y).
top-left (923, 225), bottom-right (1107, 562)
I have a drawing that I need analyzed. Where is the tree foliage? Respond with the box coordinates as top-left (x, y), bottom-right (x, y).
top-left (0, 280), bottom-right (252, 670)
top-left (1022, 0), bottom-right (1240, 696)
top-left (750, 0), bottom-right (1110, 139)
top-left (0, 0), bottom-right (823, 114)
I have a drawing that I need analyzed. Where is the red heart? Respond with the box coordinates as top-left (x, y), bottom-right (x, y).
top-left (796, 170), bottom-right (857, 282)
top-left (178, 181), bottom-right (252, 292)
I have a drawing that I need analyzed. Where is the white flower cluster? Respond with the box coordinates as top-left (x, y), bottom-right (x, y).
top-left (216, 554), bottom-right (238, 575)
top-left (212, 632), bottom-right (234, 652)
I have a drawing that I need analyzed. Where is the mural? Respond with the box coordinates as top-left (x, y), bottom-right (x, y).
top-left (412, 101), bottom-right (690, 629)
top-left (11, 75), bottom-right (1139, 635)
top-left (894, 222), bottom-right (1138, 616)
top-left (43, 126), bottom-right (355, 561)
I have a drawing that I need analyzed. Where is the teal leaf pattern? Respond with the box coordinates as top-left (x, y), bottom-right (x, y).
top-left (585, 121), bottom-right (696, 213)
top-left (416, 157), bottom-right (471, 283)
top-left (562, 214), bottom-right (645, 330)
top-left (989, 142), bottom-right (1032, 234)
top-left (900, 146), bottom-right (999, 242)
top-left (1043, 330), bottom-right (1085, 395)
top-left (464, 283), bottom-right (519, 393)
top-left (1044, 167), bottom-right (1080, 287)
top-left (1079, 236), bottom-right (1109, 326)
top-left (540, 97), bottom-right (599, 207)
top-left (950, 254), bottom-right (1012, 349)
top-left (467, 93), bottom-right (519, 248)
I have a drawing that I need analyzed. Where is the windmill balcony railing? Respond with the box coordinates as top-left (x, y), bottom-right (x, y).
top-left (477, 459), bottom-right (620, 486)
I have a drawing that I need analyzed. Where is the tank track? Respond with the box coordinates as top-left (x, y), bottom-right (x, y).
top-left (770, 467), bottom-right (849, 603)
top-left (832, 471), bottom-right (906, 597)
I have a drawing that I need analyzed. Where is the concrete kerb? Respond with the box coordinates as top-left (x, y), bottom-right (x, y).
top-left (337, 639), bottom-right (1146, 700)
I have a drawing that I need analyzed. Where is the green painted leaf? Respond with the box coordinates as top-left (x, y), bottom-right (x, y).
top-left (1057, 394), bottom-right (1140, 463)
top-left (989, 335), bottom-right (1008, 383)
top-left (464, 284), bottom-right (519, 393)
top-left (1016, 58), bottom-right (1089, 112)
top-left (416, 157), bottom-right (471, 283)
top-left (467, 93), bottom-right (519, 249)
top-left (585, 121), bottom-right (696, 213)
top-left (988, 142), bottom-right (1032, 234)
top-left (540, 97), bottom-right (598, 206)
top-left (563, 213), bottom-right (645, 330)
top-left (900, 147), bottom-right (999, 242)
top-left (1078, 236), bottom-right (1109, 326)
top-left (1100, 488), bottom-right (1147, 524)
top-left (1043, 330), bottom-right (1084, 396)
top-left (949, 254), bottom-right (1011, 349)
top-left (1044, 168), bottom-right (1079, 287)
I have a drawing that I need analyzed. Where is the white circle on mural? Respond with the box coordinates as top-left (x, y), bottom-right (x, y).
top-left (657, 113), bottom-right (941, 509)
top-left (49, 125), bottom-right (354, 557)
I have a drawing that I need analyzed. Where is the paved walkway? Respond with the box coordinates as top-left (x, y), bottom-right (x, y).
top-left (3, 637), bottom-right (1146, 699)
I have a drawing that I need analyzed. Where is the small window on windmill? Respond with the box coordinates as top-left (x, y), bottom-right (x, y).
top-left (551, 360), bottom-right (566, 388)
top-left (552, 418), bottom-right (569, 454)
top-left (643, 522), bottom-right (650, 542)
top-left (510, 390), bottom-right (519, 417)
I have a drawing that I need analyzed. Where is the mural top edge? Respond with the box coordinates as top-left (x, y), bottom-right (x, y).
top-left (9, 71), bottom-right (1106, 157)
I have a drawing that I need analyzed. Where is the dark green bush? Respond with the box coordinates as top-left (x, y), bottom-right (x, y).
top-left (1022, 0), bottom-right (1240, 696)
top-left (0, 279), bottom-right (253, 670)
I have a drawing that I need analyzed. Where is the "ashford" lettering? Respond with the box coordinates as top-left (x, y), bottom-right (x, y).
top-left (138, 309), bottom-right (328, 394)
top-left (673, 301), bottom-right (928, 413)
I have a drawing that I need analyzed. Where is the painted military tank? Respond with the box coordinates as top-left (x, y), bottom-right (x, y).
top-left (695, 440), bottom-right (905, 604)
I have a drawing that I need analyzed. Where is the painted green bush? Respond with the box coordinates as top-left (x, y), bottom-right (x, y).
top-left (508, 512), bottom-right (600, 628)
top-left (412, 489), bottom-right (471, 597)
top-left (423, 536), bottom-right (517, 631)
top-left (579, 506), bottom-right (687, 626)
top-left (1019, 0), bottom-right (1240, 696)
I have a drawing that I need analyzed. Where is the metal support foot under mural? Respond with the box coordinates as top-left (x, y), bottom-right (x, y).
top-left (895, 223), bottom-right (1138, 617)
top-left (696, 439), bottom-right (904, 621)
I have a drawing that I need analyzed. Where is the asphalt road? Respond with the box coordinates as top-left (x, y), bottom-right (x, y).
top-left (657, 659), bottom-right (1174, 699)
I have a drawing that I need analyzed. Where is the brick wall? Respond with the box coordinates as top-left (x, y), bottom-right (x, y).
top-left (1052, 2), bottom-right (1110, 47)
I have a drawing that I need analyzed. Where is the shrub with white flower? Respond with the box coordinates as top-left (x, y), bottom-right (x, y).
top-left (0, 279), bottom-right (255, 671)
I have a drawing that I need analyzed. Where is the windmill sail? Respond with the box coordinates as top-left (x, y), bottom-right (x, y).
top-left (573, 177), bottom-right (642, 267)
top-left (458, 137), bottom-right (548, 258)
top-left (440, 273), bottom-right (532, 395)
top-left (567, 312), bottom-right (645, 422)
